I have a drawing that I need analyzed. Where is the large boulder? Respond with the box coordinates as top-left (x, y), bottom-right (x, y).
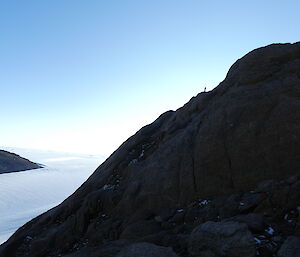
top-left (227, 213), bottom-right (265, 233)
top-left (115, 242), bottom-right (178, 257)
top-left (188, 221), bottom-right (255, 257)
top-left (277, 236), bottom-right (300, 257)
top-left (0, 150), bottom-right (40, 174)
top-left (1, 42), bottom-right (300, 257)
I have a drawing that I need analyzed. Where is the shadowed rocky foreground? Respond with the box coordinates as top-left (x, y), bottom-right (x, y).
top-left (0, 42), bottom-right (299, 257)
top-left (0, 150), bottom-right (40, 174)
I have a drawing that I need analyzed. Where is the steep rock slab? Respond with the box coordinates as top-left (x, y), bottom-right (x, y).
top-left (0, 42), bottom-right (300, 257)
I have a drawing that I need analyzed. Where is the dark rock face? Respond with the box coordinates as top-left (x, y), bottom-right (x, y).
top-left (188, 221), bottom-right (255, 257)
top-left (0, 150), bottom-right (40, 174)
top-left (277, 236), bottom-right (300, 257)
top-left (0, 42), bottom-right (300, 257)
top-left (116, 242), bottom-right (178, 257)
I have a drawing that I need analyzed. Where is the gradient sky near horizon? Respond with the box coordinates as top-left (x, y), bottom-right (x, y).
top-left (0, 0), bottom-right (299, 155)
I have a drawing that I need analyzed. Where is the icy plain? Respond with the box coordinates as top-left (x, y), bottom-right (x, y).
top-left (0, 147), bottom-right (105, 244)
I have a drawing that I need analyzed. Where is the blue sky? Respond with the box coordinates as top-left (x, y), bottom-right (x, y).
top-left (0, 0), bottom-right (299, 155)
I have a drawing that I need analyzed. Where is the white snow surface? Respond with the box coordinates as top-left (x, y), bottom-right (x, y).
top-left (0, 147), bottom-right (105, 244)
top-left (265, 226), bottom-right (275, 235)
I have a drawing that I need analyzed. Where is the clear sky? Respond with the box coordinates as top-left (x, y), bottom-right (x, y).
top-left (0, 0), bottom-right (299, 155)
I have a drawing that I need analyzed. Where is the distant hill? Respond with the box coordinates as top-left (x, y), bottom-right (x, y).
top-left (0, 150), bottom-right (41, 174)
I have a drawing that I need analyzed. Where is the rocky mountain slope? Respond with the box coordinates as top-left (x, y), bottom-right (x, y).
top-left (0, 150), bottom-right (41, 174)
top-left (0, 42), bottom-right (299, 257)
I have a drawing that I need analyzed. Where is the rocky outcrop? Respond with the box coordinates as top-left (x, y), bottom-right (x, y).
top-left (0, 150), bottom-right (41, 174)
top-left (116, 242), bottom-right (178, 257)
top-left (277, 236), bottom-right (300, 257)
top-left (0, 42), bottom-right (300, 257)
top-left (188, 221), bottom-right (255, 257)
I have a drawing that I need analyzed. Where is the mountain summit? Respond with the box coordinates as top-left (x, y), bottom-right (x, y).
top-left (1, 42), bottom-right (300, 257)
